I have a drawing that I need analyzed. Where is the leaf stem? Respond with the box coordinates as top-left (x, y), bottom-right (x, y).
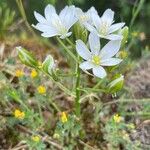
top-left (56, 37), bottom-right (78, 63)
top-left (15, 0), bottom-right (35, 36)
top-left (75, 57), bottom-right (81, 117)
top-left (130, 0), bottom-right (145, 29)
top-left (66, 38), bottom-right (75, 48)
top-left (40, 69), bottom-right (75, 97)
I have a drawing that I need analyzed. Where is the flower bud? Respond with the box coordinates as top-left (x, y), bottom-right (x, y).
top-left (120, 26), bottom-right (129, 48)
top-left (73, 23), bottom-right (88, 43)
top-left (42, 55), bottom-right (55, 75)
top-left (16, 47), bottom-right (38, 68)
top-left (108, 74), bottom-right (124, 93)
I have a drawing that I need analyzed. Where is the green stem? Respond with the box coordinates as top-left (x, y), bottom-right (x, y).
top-left (130, 0), bottom-right (145, 29)
top-left (75, 59), bottom-right (81, 117)
top-left (66, 38), bottom-right (75, 48)
top-left (40, 69), bottom-right (75, 97)
top-left (56, 37), bottom-right (78, 63)
top-left (37, 101), bottom-right (44, 122)
top-left (16, 0), bottom-right (35, 36)
top-left (49, 99), bottom-right (61, 112)
top-left (93, 79), bottom-right (104, 89)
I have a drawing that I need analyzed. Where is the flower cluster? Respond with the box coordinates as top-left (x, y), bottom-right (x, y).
top-left (33, 4), bottom-right (125, 78)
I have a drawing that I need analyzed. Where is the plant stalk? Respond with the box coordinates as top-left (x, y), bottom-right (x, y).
top-left (56, 37), bottom-right (78, 63)
top-left (16, 0), bottom-right (36, 36)
top-left (75, 59), bottom-right (81, 117)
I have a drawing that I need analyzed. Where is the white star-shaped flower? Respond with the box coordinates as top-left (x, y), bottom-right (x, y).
top-left (32, 4), bottom-right (78, 39)
top-left (76, 33), bottom-right (122, 78)
top-left (75, 7), bottom-right (98, 27)
top-left (84, 9), bottom-right (125, 40)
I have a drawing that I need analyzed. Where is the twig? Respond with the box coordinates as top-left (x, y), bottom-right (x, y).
top-left (79, 140), bottom-right (101, 150)
top-left (11, 144), bottom-right (28, 150)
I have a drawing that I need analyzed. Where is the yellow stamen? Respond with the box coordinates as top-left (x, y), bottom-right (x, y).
top-left (92, 55), bottom-right (101, 65)
top-left (80, 15), bottom-right (88, 22)
top-left (99, 21), bottom-right (109, 36)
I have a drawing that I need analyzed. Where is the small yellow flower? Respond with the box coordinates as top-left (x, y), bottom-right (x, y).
top-left (37, 85), bottom-right (46, 94)
top-left (15, 70), bottom-right (24, 77)
top-left (14, 109), bottom-right (25, 120)
top-left (61, 112), bottom-right (68, 123)
top-left (32, 135), bottom-right (40, 142)
top-left (113, 114), bottom-right (122, 123)
top-left (30, 69), bottom-right (38, 78)
top-left (53, 133), bottom-right (60, 139)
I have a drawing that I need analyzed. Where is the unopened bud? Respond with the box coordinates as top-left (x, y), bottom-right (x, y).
top-left (16, 46), bottom-right (38, 68)
top-left (108, 74), bottom-right (124, 93)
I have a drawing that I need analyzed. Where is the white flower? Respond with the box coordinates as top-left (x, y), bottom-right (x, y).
top-left (84, 9), bottom-right (125, 40)
top-left (75, 7), bottom-right (98, 27)
top-left (32, 4), bottom-right (78, 39)
top-left (76, 33), bottom-right (122, 78)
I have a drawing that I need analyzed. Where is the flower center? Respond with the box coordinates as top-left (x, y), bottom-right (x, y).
top-left (80, 14), bottom-right (89, 22)
top-left (92, 55), bottom-right (101, 65)
top-left (52, 19), bottom-right (67, 34)
top-left (99, 21), bottom-right (110, 36)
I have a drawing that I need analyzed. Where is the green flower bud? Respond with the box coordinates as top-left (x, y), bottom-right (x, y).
top-left (16, 47), bottom-right (38, 68)
top-left (73, 23), bottom-right (88, 43)
top-left (42, 55), bottom-right (58, 80)
top-left (42, 55), bottom-right (55, 74)
top-left (120, 26), bottom-right (129, 48)
top-left (108, 74), bottom-right (124, 93)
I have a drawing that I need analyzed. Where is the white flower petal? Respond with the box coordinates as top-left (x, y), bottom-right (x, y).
top-left (92, 66), bottom-right (107, 78)
top-left (41, 32), bottom-right (59, 38)
top-left (100, 40), bottom-right (121, 59)
top-left (84, 22), bottom-right (97, 33)
top-left (87, 7), bottom-right (98, 24)
top-left (101, 58), bottom-right (122, 66)
top-left (32, 23), bottom-right (57, 32)
top-left (88, 6), bottom-right (98, 16)
top-left (34, 11), bottom-right (47, 23)
top-left (105, 34), bottom-right (123, 40)
top-left (109, 23), bottom-right (125, 33)
top-left (80, 61), bottom-right (95, 70)
top-left (89, 33), bottom-right (100, 55)
top-left (59, 6), bottom-right (69, 20)
top-left (60, 5), bottom-right (77, 29)
top-left (50, 13), bottom-right (64, 31)
top-left (91, 13), bottom-right (101, 29)
top-left (76, 40), bottom-right (91, 60)
top-left (60, 32), bottom-right (72, 39)
top-left (44, 4), bottom-right (56, 22)
top-left (101, 9), bottom-right (114, 24)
